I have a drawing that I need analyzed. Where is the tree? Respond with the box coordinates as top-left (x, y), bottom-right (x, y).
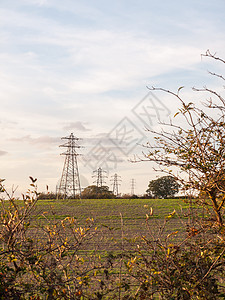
top-left (146, 176), bottom-right (179, 198)
top-left (37, 192), bottom-right (58, 200)
top-left (81, 185), bottom-right (114, 199)
top-left (145, 50), bottom-right (225, 225)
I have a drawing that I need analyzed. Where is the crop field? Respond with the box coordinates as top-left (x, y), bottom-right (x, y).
top-left (1, 197), bottom-right (218, 299)
top-left (33, 198), bottom-right (195, 252)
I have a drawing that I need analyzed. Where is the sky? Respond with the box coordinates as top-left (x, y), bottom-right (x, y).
top-left (0, 0), bottom-right (225, 197)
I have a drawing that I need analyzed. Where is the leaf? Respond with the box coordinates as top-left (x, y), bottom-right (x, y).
top-left (29, 176), bottom-right (37, 183)
top-left (177, 86), bottom-right (184, 94)
top-left (149, 207), bottom-right (153, 216)
top-left (167, 231), bottom-right (178, 239)
top-left (165, 210), bottom-right (176, 220)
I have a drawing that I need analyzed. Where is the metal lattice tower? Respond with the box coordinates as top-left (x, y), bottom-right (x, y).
top-left (57, 133), bottom-right (81, 199)
top-left (111, 173), bottom-right (121, 196)
top-left (0, 179), bottom-right (5, 193)
top-left (131, 178), bottom-right (136, 196)
top-left (92, 167), bottom-right (107, 188)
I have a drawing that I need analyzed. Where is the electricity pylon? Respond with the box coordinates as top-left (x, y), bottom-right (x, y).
top-left (92, 167), bottom-right (107, 188)
top-left (130, 178), bottom-right (136, 196)
top-left (111, 173), bottom-right (121, 196)
top-left (0, 179), bottom-right (5, 193)
top-left (57, 133), bottom-right (82, 199)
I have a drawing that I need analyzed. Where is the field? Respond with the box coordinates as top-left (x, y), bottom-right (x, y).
top-left (33, 198), bottom-right (193, 252)
top-left (1, 196), bottom-right (222, 299)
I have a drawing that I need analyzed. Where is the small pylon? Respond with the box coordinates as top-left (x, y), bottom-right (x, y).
top-left (130, 178), bottom-right (136, 196)
top-left (57, 133), bottom-right (82, 199)
top-left (111, 173), bottom-right (121, 196)
top-left (92, 167), bottom-right (107, 188)
top-left (0, 179), bottom-right (5, 193)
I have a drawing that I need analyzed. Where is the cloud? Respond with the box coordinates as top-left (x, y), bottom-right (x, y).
top-left (0, 150), bottom-right (7, 156)
top-left (9, 135), bottom-right (60, 146)
top-left (2, 4), bottom-right (221, 98)
top-left (62, 121), bottom-right (91, 132)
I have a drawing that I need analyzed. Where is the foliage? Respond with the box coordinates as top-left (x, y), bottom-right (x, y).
top-left (126, 212), bottom-right (225, 299)
top-left (146, 175), bottom-right (180, 199)
top-left (81, 185), bottom-right (114, 199)
top-left (125, 51), bottom-right (225, 299)
top-left (121, 193), bottom-right (139, 199)
top-left (145, 50), bottom-right (225, 225)
top-left (0, 179), bottom-right (146, 299)
top-left (37, 192), bottom-right (58, 200)
top-left (0, 179), bottom-right (103, 299)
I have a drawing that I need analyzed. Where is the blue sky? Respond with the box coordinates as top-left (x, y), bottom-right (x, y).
top-left (1, 0), bottom-right (225, 196)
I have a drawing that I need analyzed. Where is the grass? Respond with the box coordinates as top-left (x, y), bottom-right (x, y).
top-left (31, 198), bottom-right (194, 252)
top-left (35, 198), bottom-right (191, 217)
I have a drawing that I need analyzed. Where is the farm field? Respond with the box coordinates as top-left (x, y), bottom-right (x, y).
top-left (33, 198), bottom-right (194, 252)
top-left (1, 197), bottom-right (221, 299)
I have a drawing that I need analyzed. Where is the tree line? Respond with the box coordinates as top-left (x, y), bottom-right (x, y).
top-left (38, 176), bottom-right (180, 200)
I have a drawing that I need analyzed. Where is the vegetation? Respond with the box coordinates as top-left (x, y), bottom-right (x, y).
top-left (0, 178), bottom-right (191, 299)
top-left (0, 180), bottom-right (100, 299)
top-left (0, 177), bottom-right (224, 299)
top-left (81, 185), bottom-right (114, 199)
top-left (127, 223), bottom-right (225, 299)
top-left (145, 50), bottom-right (225, 226)
top-left (38, 191), bottom-right (58, 200)
top-left (146, 176), bottom-right (180, 199)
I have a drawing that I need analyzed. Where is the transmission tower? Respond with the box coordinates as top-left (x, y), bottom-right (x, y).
top-left (92, 167), bottom-right (107, 187)
top-left (57, 133), bottom-right (82, 199)
top-left (130, 178), bottom-right (136, 196)
top-left (0, 179), bottom-right (5, 193)
top-left (111, 173), bottom-right (121, 196)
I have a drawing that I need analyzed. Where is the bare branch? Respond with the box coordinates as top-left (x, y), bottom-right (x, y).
top-left (202, 49), bottom-right (225, 64)
top-left (208, 71), bottom-right (225, 82)
top-left (193, 86), bottom-right (225, 105)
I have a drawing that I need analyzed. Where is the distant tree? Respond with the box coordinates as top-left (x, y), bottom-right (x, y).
top-left (37, 192), bottom-right (58, 200)
top-left (122, 193), bottom-right (139, 199)
top-left (81, 185), bottom-right (114, 199)
top-left (146, 176), bottom-right (179, 199)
